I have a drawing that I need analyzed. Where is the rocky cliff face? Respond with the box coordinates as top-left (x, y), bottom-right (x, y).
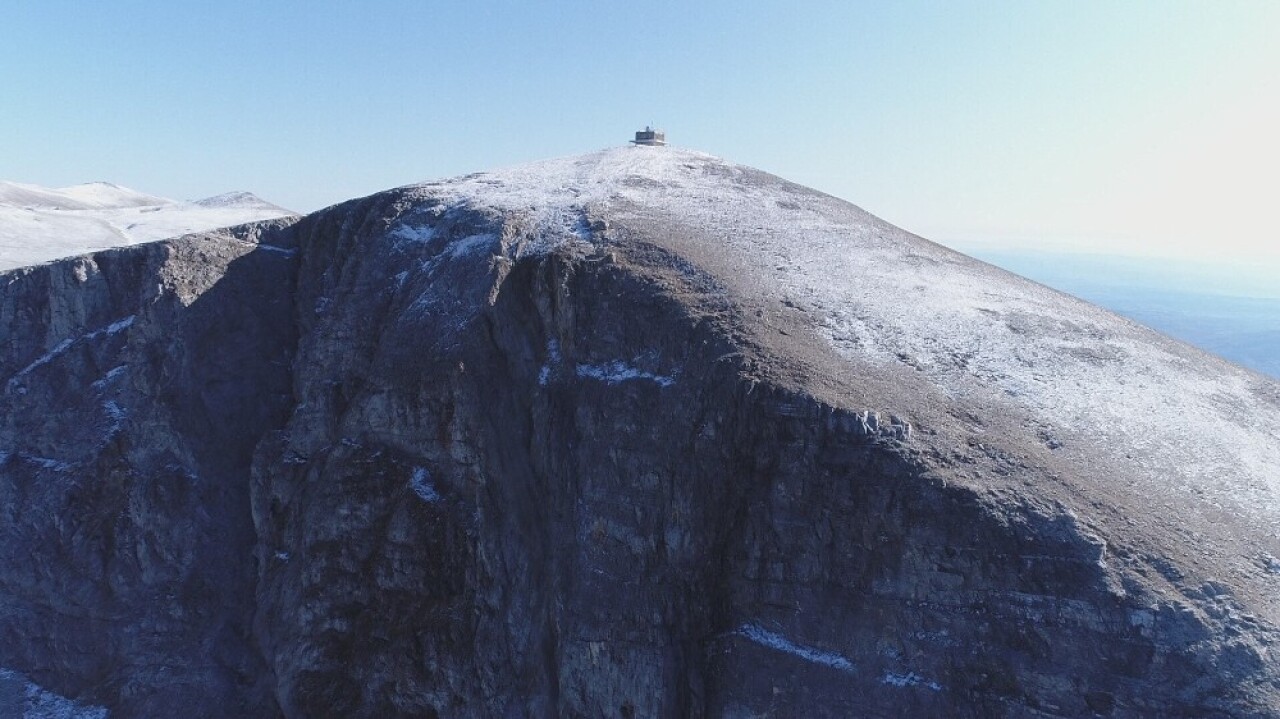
top-left (3, 148), bottom-right (1280, 718)
top-left (0, 220), bottom-right (297, 716)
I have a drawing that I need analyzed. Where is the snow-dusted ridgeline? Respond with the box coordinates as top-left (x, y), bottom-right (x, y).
top-left (0, 181), bottom-right (295, 271)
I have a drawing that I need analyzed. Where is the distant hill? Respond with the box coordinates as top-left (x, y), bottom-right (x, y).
top-left (0, 181), bottom-right (295, 271)
top-left (0, 180), bottom-right (171, 210)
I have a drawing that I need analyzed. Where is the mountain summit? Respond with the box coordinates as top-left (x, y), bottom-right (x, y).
top-left (1, 147), bottom-right (1278, 717)
top-left (0, 180), bottom-right (171, 211)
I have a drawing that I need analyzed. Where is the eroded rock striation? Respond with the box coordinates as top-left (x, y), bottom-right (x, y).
top-left (3, 148), bottom-right (1280, 718)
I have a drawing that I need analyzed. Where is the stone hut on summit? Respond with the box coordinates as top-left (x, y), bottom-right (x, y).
top-left (631, 127), bottom-right (666, 146)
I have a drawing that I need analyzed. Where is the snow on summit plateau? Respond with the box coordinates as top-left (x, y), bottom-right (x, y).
top-left (398, 145), bottom-right (1280, 544)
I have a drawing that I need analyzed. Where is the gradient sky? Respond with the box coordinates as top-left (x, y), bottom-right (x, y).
top-left (4, 1), bottom-right (1277, 263)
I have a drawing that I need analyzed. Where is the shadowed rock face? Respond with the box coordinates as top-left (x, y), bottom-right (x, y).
top-left (0, 219), bottom-right (299, 717)
top-left (2, 149), bottom-right (1280, 718)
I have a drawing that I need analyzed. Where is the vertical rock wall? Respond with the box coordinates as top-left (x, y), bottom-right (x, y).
top-left (0, 223), bottom-right (298, 718)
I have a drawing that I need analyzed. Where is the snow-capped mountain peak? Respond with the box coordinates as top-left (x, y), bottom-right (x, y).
top-left (192, 191), bottom-right (290, 213)
top-left (0, 180), bottom-right (169, 211)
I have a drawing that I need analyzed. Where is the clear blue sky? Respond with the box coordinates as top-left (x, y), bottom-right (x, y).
top-left (4, 1), bottom-right (1277, 262)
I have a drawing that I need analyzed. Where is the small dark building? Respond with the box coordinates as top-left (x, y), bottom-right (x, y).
top-left (631, 127), bottom-right (666, 146)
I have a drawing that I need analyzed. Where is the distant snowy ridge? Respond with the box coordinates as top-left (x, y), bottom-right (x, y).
top-left (192, 191), bottom-right (291, 212)
top-left (0, 181), bottom-right (295, 272)
top-left (0, 180), bottom-right (168, 211)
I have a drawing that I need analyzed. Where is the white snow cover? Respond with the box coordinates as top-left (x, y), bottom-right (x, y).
top-left (734, 623), bottom-right (855, 671)
top-left (0, 181), bottom-right (168, 210)
top-left (538, 339), bottom-right (563, 386)
top-left (90, 365), bottom-right (128, 392)
top-left (6, 316), bottom-right (134, 393)
top-left (0, 181), bottom-right (294, 271)
top-left (409, 466), bottom-right (442, 503)
top-left (575, 361), bottom-right (676, 387)
top-left (881, 671), bottom-right (943, 691)
top-left (0, 667), bottom-right (108, 719)
top-left (403, 146), bottom-right (1280, 540)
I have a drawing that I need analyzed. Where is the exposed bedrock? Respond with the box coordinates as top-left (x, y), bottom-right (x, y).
top-left (0, 222), bottom-right (298, 717)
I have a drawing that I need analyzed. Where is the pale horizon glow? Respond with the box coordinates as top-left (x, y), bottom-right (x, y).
top-left (3, 1), bottom-right (1277, 265)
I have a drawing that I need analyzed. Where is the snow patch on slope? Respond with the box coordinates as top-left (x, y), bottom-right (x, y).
top-left (409, 467), bottom-right (441, 503)
top-left (0, 667), bottom-right (108, 718)
top-left (6, 316), bottom-right (134, 393)
top-left (539, 339), bottom-right (563, 386)
top-left (882, 671), bottom-right (943, 691)
top-left (576, 361), bottom-right (675, 387)
top-left (90, 365), bottom-right (128, 392)
top-left (735, 623), bottom-right (855, 672)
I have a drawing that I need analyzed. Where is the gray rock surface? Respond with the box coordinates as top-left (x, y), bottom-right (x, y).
top-left (2, 148), bottom-right (1280, 717)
